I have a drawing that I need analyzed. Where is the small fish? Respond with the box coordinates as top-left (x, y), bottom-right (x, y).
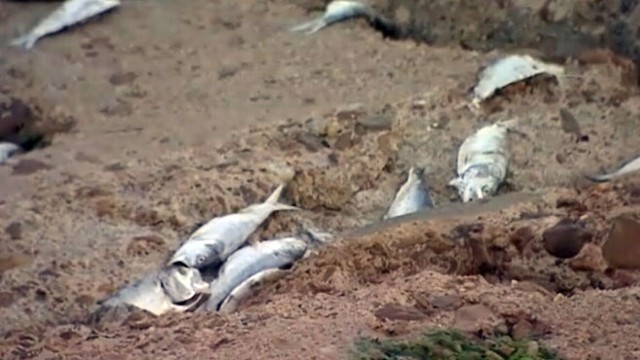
top-left (289, 1), bottom-right (375, 34)
top-left (10, 0), bottom-right (121, 50)
top-left (471, 54), bottom-right (564, 107)
top-left (383, 166), bottom-right (434, 220)
top-left (98, 264), bottom-right (209, 316)
top-left (202, 237), bottom-right (308, 311)
top-left (585, 155), bottom-right (640, 182)
top-left (449, 119), bottom-right (517, 202)
top-left (168, 184), bottom-right (299, 269)
top-left (217, 268), bottom-right (288, 314)
top-left (0, 142), bottom-right (22, 165)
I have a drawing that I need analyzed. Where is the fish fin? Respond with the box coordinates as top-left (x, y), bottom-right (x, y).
top-left (448, 177), bottom-right (463, 189)
top-left (264, 184), bottom-right (300, 211)
top-left (583, 172), bottom-right (613, 183)
top-left (289, 18), bottom-right (329, 34)
top-left (496, 118), bottom-right (520, 129)
top-left (9, 34), bottom-right (37, 50)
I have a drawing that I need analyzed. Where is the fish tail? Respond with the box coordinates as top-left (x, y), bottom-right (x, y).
top-left (264, 184), bottom-right (299, 211)
top-left (496, 118), bottom-right (520, 130)
top-left (9, 34), bottom-right (37, 50)
top-left (289, 18), bottom-right (328, 34)
top-left (584, 173), bottom-right (612, 183)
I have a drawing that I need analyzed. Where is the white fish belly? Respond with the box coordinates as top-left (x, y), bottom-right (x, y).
top-left (458, 126), bottom-right (508, 176)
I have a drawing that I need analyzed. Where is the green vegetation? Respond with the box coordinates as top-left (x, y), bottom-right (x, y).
top-left (350, 329), bottom-right (561, 360)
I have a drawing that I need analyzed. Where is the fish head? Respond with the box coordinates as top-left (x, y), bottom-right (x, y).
top-left (169, 241), bottom-right (222, 269)
top-left (276, 238), bottom-right (309, 260)
top-left (459, 177), bottom-right (498, 203)
top-left (158, 264), bottom-right (209, 304)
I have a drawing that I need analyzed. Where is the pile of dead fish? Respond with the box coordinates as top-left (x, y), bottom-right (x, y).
top-left (94, 184), bottom-right (330, 316)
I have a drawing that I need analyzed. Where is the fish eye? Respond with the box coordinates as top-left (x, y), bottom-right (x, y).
top-left (196, 254), bottom-right (207, 265)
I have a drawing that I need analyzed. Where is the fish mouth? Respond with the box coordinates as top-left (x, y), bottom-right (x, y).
top-left (174, 292), bottom-right (208, 310)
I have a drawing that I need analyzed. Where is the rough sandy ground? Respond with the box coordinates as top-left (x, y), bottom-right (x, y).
top-left (1, 0), bottom-right (640, 359)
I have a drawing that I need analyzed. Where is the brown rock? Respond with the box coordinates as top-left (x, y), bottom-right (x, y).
top-left (373, 303), bottom-right (427, 321)
top-left (5, 222), bottom-right (22, 240)
top-left (452, 304), bottom-right (502, 334)
top-left (510, 226), bottom-right (535, 252)
top-left (510, 319), bottom-right (534, 340)
top-left (542, 218), bottom-right (592, 259)
top-left (602, 216), bottom-right (640, 269)
top-left (568, 243), bottom-right (607, 272)
top-left (108, 72), bottom-right (138, 86)
top-left (430, 294), bottom-right (462, 311)
top-left (12, 159), bottom-right (52, 175)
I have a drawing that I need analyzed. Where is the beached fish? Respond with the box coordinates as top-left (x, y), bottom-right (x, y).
top-left (471, 54), bottom-right (564, 107)
top-left (0, 142), bottom-right (22, 165)
top-left (218, 268), bottom-right (288, 314)
top-left (202, 237), bottom-right (308, 311)
top-left (586, 155), bottom-right (640, 182)
top-left (97, 264), bottom-right (209, 316)
top-left (449, 120), bottom-right (517, 202)
top-left (168, 184), bottom-right (299, 269)
top-left (10, 0), bottom-right (121, 50)
top-left (383, 166), bottom-right (434, 220)
top-left (289, 1), bottom-right (377, 34)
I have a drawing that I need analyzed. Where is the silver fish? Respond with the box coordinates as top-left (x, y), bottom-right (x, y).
top-left (0, 142), bottom-right (22, 165)
top-left (217, 268), bottom-right (288, 314)
top-left (383, 166), bottom-right (434, 220)
top-left (10, 0), bottom-right (121, 50)
top-left (289, 1), bottom-right (375, 34)
top-left (471, 54), bottom-right (564, 107)
top-left (586, 155), bottom-right (640, 182)
top-left (202, 237), bottom-right (308, 311)
top-left (168, 184), bottom-right (299, 269)
top-left (449, 120), bottom-right (517, 202)
top-left (99, 264), bottom-right (209, 316)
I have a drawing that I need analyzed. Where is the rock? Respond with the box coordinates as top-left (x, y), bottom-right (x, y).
top-left (602, 216), bottom-right (640, 269)
top-left (510, 319), bottom-right (534, 340)
top-left (452, 304), bottom-right (502, 334)
top-left (373, 303), bottom-right (427, 321)
top-left (510, 226), bottom-right (535, 252)
top-left (568, 243), bottom-right (607, 272)
top-left (430, 294), bottom-right (461, 311)
top-left (5, 222), bottom-right (22, 240)
top-left (542, 218), bottom-right (593, 259)
top-left (335, 103), bottom-right (366, 121)
top-left (356, 105), bottom-right (394, 131)
top-left (108, 72), bottom-right (138, 86)
top-left (12, 159), bottom-right (52, 175)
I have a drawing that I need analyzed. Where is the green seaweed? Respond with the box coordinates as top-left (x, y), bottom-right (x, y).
top-left (350, 329), bottom-right (561, 360)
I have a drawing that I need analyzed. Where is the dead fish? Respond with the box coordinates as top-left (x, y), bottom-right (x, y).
top-left (168, 184), bottom-right (299, 269)
top-left (202, 237), bottom-right (308, 311)
top-left (383, 166), bottom-right (434, 220)
top-left (10, 0), bottom-right (121, 50)
top-left (218, 268), bottom-right (288, 314)
top-left (449, 119), bottom-right (517, 202)
top-left (471, 54), bottom-right (565, 107)
top-left (0, 142), bottom-right (22, 165)
top-left (98, 264), bottom-right (209, 316)
top-left (586, 154), bottom-right (640, 182)
top-left (289, 1), bottom-right (376, 34)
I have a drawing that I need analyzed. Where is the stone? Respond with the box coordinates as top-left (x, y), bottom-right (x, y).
top-left (602, 216), bottom-right (640, 269)
top-left (452, 304), bottom-right (502, 334)
top-left (542, 218), bottom-right (592, 258)
top-left (373, 303), bottom-right (427, 321)
top-left (568, 243), bottom-right (607, 272)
